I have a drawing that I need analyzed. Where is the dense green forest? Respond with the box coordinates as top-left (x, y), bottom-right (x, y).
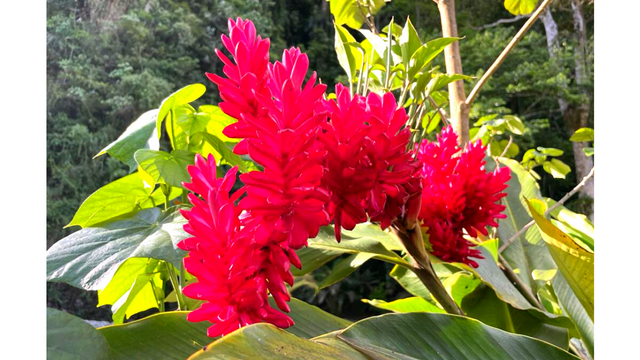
top-left (47, 0), bottom-right (593, 321)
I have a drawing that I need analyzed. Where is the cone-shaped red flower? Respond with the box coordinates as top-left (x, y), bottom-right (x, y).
top-left (416, 126), bottom-right (511, 267)
top-left (207, 18), bottom-right (271, 155)
top-left (320, 84), bottom-right (422, 240)
top-left (178, 154), bottom-right (293, 337)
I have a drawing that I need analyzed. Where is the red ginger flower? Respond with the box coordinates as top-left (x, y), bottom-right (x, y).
top-left (320, 84), bottom-right (422, 240)
top-left (416, 126), bottom-right (510, 267)
top-left (207, 18), bottom-right (271, 155)
top-left (208, 18), bottom-right (330, 315)
top-left (178, 154), bottom-right (293, 337)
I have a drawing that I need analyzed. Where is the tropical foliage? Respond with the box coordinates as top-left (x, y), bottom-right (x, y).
top-left (47, 0), bottom-right (594, 359)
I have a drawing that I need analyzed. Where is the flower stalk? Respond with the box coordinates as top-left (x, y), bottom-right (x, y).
top-left (390, 221), bottom-right (464, 316)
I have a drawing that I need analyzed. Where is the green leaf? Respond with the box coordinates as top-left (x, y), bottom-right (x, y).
top-left (196, 105), bottom-right (239, 143)
top-left (504, 0), bottom-right (538, 16)
top-left (98, 258), bottom-right (168, 324)
top-left (490, 139), bottom-right (520, 158)
top-left (48, 308), bottom-right (111, 360)
top-left (543, 159), bottom-right (571, 179)
top-left (545, 198), bottom-right (594, 250)
top-left (189, 323), bottom-right (368, 360)
top-left (47, 207), bottom-right (188, 291)
top-left (390, 263), bottom-right (432, 299)
top-left (189, 132), bottom-right (254, 173)
top-left (490, 158), bottom-right (556, 294)
top-left (442, 272), bottom-right (482, 306)
top-left (66, 173), bottom-right (164, 229)
top-left (426, 73), bottom-right (471, 97)
top-left (504, 115), bottom-right (525, 135)
top-left (269, 297), bottom-right (352, 338)
top-left (99, 298), bottom-right (351, 360)
top-left (583, 147), bottom-right (594, 156)
top-left (306, 226), bottom-right (411, 268)
top-left (462, 286), bottom-right (569, 349)
top-left (362, 297), bottom-right (444, 313)
top-left (525, 199), bottom-right (594, 321)
top-left (536, 146), bottom-right (564, 157)
top-left (337, 312), bottom-right (578, 359)
top-left (399, 17), bottom-right (421, 71)
top-left (318, 253), bottom-right (377, 290)
top-left (157, 84), bottom-right (207, 138)
top-left (407, 37), bottom-right (460, 80)
top-left (569, 127), bottom-right (594, 142)
top-left (333, 23), bottom-right (363, 83)
top-left (94, 110), bottom-right (160, 170)
top-left (330, 0), bottom-right (388, 29)
top-left (134, 149), bottom-right (195, 188)
top-left (552, 273), bottom-right (594, 358)
top-left (99, 312), bottom-right (211, 360)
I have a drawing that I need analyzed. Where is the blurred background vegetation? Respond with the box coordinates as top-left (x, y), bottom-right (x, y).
top-left (47, 0), bottom-right (593, 321)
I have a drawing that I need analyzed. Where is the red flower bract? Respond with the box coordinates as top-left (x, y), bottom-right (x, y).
top-left (206, 18), bottom-right (271, 155)
top-left (178, 154), bottom-right (293, 337)
top-left (416, 126), bottom-right (511, 267)
top-left (209, 18), bottom-right (330, 318)
top-left (320, 84), bottom-right (422, 240)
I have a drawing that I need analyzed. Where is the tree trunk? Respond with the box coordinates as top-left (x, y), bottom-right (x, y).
top-left (436, 0), bottom-right (469, 145)
top-left (540, 4), bottom-right (594, 219)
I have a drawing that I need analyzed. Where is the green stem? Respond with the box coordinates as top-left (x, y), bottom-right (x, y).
top-left (166, 262), bottom-right (186, 311)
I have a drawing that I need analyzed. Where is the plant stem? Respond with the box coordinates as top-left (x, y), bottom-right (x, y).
top-left (390, 224), bottom-right (464, 315)
top-left (498, 254), bottom-right (544, 310)
top-left (465, 0), bottom-right (553, 107)
top-left (499, 166), bottom-right (595, 253)
top-left (166, 262), bottom-right (186, 311)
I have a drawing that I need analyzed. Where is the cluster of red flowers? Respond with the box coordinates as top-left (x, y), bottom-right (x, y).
top-left (178, 154), bottom-right (293, 337)
top-left (179, 18), bottom-right (509, 337)
top-left (319, 84), bottom-right (421, 241)
top-left (416, 126), bottom-right (511, 268)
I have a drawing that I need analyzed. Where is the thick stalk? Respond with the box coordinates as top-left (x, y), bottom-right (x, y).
top-left (435, 0), bottom-right (468, 145)
top-left (390, 224), bottom-right (464, 315)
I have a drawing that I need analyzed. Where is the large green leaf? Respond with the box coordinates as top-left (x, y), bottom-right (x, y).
top-left (167, 104), bottom-right (239, 151)
top-left (189, 324), bottom-right (368, 360)
top-left (491, 158), bottom-right (556, 294)
top-left (156, 84), bottom-right (206, 138)
top-left (98, 298), bottom-right (351, 360)
top-left (134, 149), bottom-right (196, 188)
top-left (362, 297), bottom-right (444, 314)
top-left (333, 23), bottom-right (363, 83)
top-left (337, 313), bottom-right (578, 359)
top-left (48, 308), bottom-right (111, 360)
top-left (452, 242), bottom-right (575, 345)
top-left (97, 258), bottom-right (168, 324)
top-left (330, 0), bottom-right (388, 29)
top-left (189, 132), bottom-right (254, 172)
top-left (462, 285), bottom-right (569, 349)
top-left (546, 198), bottom-right (594, 251)
top-left (99, 312), bottom-right (211, 360)
top-left (66, 173), bottom-right (166, 228)
top-left (526, 199), bottom-right (594, 321)
top-left (552, 273), bottom-right (594, 358)
top-left (94, 109), bottom-right (159, 170)
top-left (270, 298), bottom-right (352, 338)
top-left (47, 207), bottom-right (188, 291)
top-left (504, 0), bottom-right (538, 15)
